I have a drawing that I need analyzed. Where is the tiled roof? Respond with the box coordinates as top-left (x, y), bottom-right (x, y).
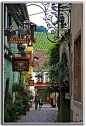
top-left (33, 50), bottom-right (49, 71)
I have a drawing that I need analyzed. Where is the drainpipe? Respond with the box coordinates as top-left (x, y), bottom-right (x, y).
top-left (60, 88), bottom-right (62, 121)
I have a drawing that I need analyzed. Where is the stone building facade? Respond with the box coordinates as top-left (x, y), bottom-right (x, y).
top-left (4, 3), bottom-right (29, 102)
top-left (70, 4), bottom-right (83, 122)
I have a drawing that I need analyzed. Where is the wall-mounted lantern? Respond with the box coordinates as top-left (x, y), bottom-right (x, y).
top-left (23, 18), bottom-right (31, 36)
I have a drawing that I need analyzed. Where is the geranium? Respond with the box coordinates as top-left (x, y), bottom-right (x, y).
top-left (45, 82), bottom-right (49, 84)
top-left (26, 89), bottom-right (29, 92)
top-left (23, 89), bottom-right (28, 94)
top-left (33, 36), bottom-right (37, 43)
top-left (30, 95), bottom-right (34, 99)
top-left (37, 82), bottom-right (43, 84)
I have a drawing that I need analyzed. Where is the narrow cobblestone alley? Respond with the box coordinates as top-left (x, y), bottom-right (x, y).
top-left (17, 104), bottom-right (58, 123)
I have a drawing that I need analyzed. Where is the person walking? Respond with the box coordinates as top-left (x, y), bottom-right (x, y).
top-left (51, 98), bottom-right (53, 107)
top-left (39, 98), bottom-right (43, 109)
top-left (35, 95), bottom-right (38, 109)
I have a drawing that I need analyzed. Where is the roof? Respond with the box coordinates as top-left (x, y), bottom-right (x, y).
top-left (5, 3), bottom-right (29, 27)
top-left (33, 50), bottom-right (49, 72)
top-left (12, 57), bottom-right (29, 59)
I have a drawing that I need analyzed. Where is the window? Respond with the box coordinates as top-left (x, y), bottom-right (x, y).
top-left (38, 76), bottom-right (43, 82)
top-left (74, 33), bottom-right (81, 102)
top-left (46, 73), bottom-right (49, 82)
top-left (8, 14), bottom-right (11, 27)
top-left (4, 5), bottom-right (6, 29)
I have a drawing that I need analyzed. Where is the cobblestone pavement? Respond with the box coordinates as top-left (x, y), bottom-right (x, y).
top-left (17, 104), bottom-right (58, 123)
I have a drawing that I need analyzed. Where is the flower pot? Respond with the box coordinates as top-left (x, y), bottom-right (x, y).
top-left (33, 62), bottom-right (36, 67)
top-left (22, 106), bottom-right (27, 115)
top-left (27, 105), bottom-right (30, 111)
top-left (37, 82), bottom-right (43, 84)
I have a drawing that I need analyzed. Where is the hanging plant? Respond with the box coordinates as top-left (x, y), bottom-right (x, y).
top-left (12, 82), bottom-right (24, 93)
top-left (18, 44), bottom-right (25, 51)
top-left (31, 61), bottom-right (34, 66)
top-left (33, 36), bottom-right (37, 43)
top-left (4, 27), bottom-right (11, 38)
top-left (21, 51), bottom-right (27, 56)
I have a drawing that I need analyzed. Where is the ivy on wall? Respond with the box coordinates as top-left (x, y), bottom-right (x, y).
top-left (41, 44), bottom-right (69, 95)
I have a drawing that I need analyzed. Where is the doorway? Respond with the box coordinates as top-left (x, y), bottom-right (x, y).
top-left (5, 78), bottom-right (9, 102)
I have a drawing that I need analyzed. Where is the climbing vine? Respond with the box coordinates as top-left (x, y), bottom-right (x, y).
top-left (41, 44), bottom-right (69, 95)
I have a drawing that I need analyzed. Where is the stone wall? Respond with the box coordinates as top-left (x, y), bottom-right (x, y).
top-left (70, 3), bottom-right (83, 122)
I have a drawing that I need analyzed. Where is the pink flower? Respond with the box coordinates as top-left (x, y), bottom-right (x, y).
top-left (9, 102), bottom-right (11, 104)
top-left (12, 103), bottom-right (15, 106)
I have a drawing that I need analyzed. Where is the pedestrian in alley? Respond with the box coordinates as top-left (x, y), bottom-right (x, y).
top-left (35, 94), bottom-right (38, 109)
top-left (39, 98), bottom-right (43, 109)
top-left (50, 98), bottom-right (53, 107)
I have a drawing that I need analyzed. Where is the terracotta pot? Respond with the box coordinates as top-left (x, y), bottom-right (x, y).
top-left (22, 106), bottom-right (27, 115)
top-left (27, 105), bottom-right (30, 111)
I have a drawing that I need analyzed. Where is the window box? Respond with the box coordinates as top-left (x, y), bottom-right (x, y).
top-left (37, 82), bottom-right (43, 84)
top-left (45, 82), bottom-right (49, 84)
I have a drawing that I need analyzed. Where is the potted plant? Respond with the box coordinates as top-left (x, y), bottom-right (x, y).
top-left (45, 82), bottom-right (49, 84)
top-left (4, 92), bottom-right (23, 122)
top-left (33, 62), bottom-right (36, 67)
top-left (21, 89), bottom-right (30, 115)
top-left (21, 51), bottom-right (27, 57)
top-left (18, 44), bottom-right (24, 51)
top-left (53, 103), bottom-right (56, 107)
top-left (27, 102), bottom-right (31, 111)
top-left (31, 61), bottom-right (34, 66)
top-left (37, 81), bottom-right (43, 84)
top-left (12, 82), bottom-right (19, 92)
top-left (4, 27), bottom-right (11, 37)
top-left (12, 82), bottom-right (24, 93)
top-left (33, 36), bottom-right (37, 43)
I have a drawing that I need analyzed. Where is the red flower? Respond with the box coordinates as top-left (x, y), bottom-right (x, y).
top-left (59, 85), bottom-right (63, 88)
top-left (45, 82), bottom-right (49, 84)
top-left (9, 102), bottom-right (11, 104)
top-left (12, 103), bottom-right (15, 106)
top-left (26, 89), bottom-right (29, 92)
top-left (31, 95), bottom-right (34, 99)
top-left (54, 120), bottom-right (56, 122)
top-left (37, 82), bottom-right (43, 84)
top-left (33, 36), bottom-right (37, 43)
top-left (4, 103), bottom-right (6, 105)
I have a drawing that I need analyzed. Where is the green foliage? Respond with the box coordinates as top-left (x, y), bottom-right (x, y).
top-left (21, 72), bottom-right (29, 84)
top-left (47, 32), bottom-right (61, 43)
top-left (12, 82), bottom-right (24, 93)
top-left (4, 88), bottom-right (33, 122)
top-left (49, 44), bottom-right (59, 67)
top-left (18, 44), bottom-right (24, 50)
top-left (33, 32), bottom-right (55, 50)
top-left (5, 92), bottom-right (12, 102)
top-left (54, 113), bottom-right (61, 122)
top-left (21, 51), bottom-right (27, 56)
top-left (4, 92), bottom-right (23, 122)
top-left (43, 61), bottom-right (69, 95)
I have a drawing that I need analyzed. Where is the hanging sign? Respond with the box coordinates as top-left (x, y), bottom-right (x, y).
top-left (8, 38), bottom-right (30, 43)
top-left (12, 57), bottom-right (29, 72)
top-left (29, 80), bottom-right (34, 86)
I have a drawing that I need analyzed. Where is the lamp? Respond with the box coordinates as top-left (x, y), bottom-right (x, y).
top-left (23, 18), bottom-right (31, 38)
top-left (51, 3), bottom-right (57, 11)
top-left (23, 18), bottom-right (30, 32)
top-left (34, 56), bottom-right (39, 63)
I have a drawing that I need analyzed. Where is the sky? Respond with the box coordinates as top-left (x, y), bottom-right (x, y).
top-left (26, 3), bottom-right (48, 28)
top-left (26, 3), bottom-right (58, 29)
